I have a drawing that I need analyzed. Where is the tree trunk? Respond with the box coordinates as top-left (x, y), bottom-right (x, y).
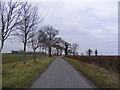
top-left (23, 42), bottom-right (26, 64)
top-left (49, 46), bottom-right (52, 57)
top-left (65, 47), bottom-right (68, 57)
top-left (33, 49), bottom-right (36, 62)
top-left (39, 47), bottom-right (41, 61)
top-left (42, 45), bottom-right (44, 54)
top-left (60, 49), bottom-right (62, 56)
top-left (45, 47), bottom-right (46, 55)
top-left (57, 48), bottom-right (59, 56)
top-left (39, 45), bottom-right (42, 54)
top-left (73, 51), bottom-right (75, 55)
top-left (0, 41), bottom-right (3, 53)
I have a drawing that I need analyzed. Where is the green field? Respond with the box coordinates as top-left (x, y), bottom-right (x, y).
top-left (2, 54), bottom-right (42, 64)
top-left (3, 55), bottom-right (56, 88)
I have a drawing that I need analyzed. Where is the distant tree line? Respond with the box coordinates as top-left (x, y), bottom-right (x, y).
top-left (86, 49), bottom-right (98, 56)
top-left (0, 0), bottom-right (100, 64)
top-left (11, 50), bottom-right (46, 55)
top-left (0, 0), bottom-right (79, 64)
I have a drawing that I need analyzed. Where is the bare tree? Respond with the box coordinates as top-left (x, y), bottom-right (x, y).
top-left (14, 2), bottom-right (41, 64)
top-left (55, 45), bottom-right (64, 56)
top-left (59, 39), bottom-right (65, 56)
top-left (52, 37), bottom-right (63, 56)
top-left (95, 50), bottom-right (98, 56)
top-left (86, 49), bottom-right (93, 56)
top-left (38, 28), bottom-right (47, 55)
top-left (64, 41), bottom-right (71, 57)
top-left (72, 43), bottom-right (79, 55)
top-left (0, 0), bottom-right (22, 52)
top-left (28, 31), bottom-right (39, 62)
top-left (43, 25), bottom-right (59, 57)
top-left (68, 48), bottom-right (73, 55)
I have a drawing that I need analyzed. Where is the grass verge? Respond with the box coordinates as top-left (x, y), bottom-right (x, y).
top-left (63, 57), bottom-right (118, 88)
top-left (2, 56), bottom-right (56, 88)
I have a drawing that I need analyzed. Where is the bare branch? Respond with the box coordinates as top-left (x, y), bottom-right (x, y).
top-left (14, 2), bottom-right (42, 64)
top-left (0, 0), bottom-right (23, 52)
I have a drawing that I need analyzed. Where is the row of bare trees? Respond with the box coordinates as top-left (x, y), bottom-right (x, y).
top-left (0, 1), bottom-right (42, 64)
top-left (0, 0), bottom-right (23, 52)
top-left (0, 0), bottom-right (79, 64)
top-left (28, 26), bottom-right (79, 61)
top-left (86, 49), bottom-right (98, 56)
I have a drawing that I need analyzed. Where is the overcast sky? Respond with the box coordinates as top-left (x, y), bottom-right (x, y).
top-left (2, 0), bottom-right (118, 55)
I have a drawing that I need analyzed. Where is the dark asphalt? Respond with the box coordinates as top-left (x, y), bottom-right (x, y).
top-left (31, 57), bottom-right (98, 88)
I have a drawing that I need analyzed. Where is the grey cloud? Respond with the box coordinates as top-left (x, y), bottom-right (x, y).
top-left (2, 2), bottom-right (118, 55)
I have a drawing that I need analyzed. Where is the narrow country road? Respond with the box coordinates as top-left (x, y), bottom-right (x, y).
top-left (31, 57), bottom-right (97, 88)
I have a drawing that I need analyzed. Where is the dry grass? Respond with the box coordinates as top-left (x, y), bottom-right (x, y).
top-left (2, 56), bottom-right (56, 88)
top-left (63, 57), bottom-right (118, 88)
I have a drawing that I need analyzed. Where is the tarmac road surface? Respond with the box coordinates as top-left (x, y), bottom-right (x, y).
top-left (31, 56), bottom-right (97, 88)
